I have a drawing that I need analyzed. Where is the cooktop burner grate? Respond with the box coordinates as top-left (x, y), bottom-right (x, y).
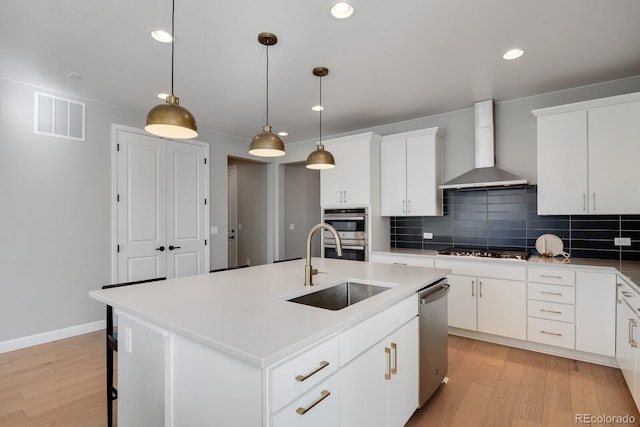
top-left (437, 247), bottom-right (530, 260)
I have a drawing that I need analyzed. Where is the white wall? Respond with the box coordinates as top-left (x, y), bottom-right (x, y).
top-left (2, 74), bottom-right (640, 346)
top-left (284, 164), bottom-right (321, 260)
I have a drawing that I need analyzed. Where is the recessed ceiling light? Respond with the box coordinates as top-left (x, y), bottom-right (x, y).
top-left (312, 105), bottom-right (324, 112)
top-left (503, 48), bottom-right (524, 60)
top-left (66, 72), bottom-right (83, 80)
top-left (150, 29), bottom-right (173, 43)
top-left (157, 92), bottom-right (170, 100)
top-left (330, 1), bottom-right (355, 19)
top-left (278, 131), bottom-right (289, 137)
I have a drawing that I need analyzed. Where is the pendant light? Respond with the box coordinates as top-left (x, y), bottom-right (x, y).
top-left (145, 0), bottom-right (198, 139)
top-left (306, 67), bottom-right (335, 170)
top-left (249, 32), bottom-right (286, 157)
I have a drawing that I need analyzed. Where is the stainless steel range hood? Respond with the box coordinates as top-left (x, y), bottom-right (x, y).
top-left (439, 99), bottom-right (528, 190)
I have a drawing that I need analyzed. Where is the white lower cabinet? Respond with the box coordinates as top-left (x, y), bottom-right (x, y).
top-left (370, 252), bottom-right (435, 268)
top-left (617, 279), bottom-right (640, 409)
top-left (341, 317), bottom-right (419, 427)
top-left (436, 260), bottom-right (527, 340)
top-left (575, 271), bottom-right (616, 356)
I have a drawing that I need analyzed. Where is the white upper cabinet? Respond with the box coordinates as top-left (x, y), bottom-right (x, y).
top-left (380, 127), bottom-right (443, 216)
top-left (533, 92), bottom-right (640, 215)
top-left (320, 132), bottom-right (381, 207)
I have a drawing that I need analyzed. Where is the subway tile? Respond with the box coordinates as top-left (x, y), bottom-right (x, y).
top-left (394, 234), bottom-right (423, 243)
top-left (422, 242), bottom-right (453, 251)
top-left (526, 219), bottom-right (570, 230)
top-left (571, 230), bottom-right (618, 240)
top-left (487, 237), bottom-right (527, 248)
top-left (395, 242), bottom-right (423, 250)
top-left (571, 239), bottom-right (618, 250)
top-left (453, 237), bottom-right (487, 246)
top-left (622, 251), bottom-right (640, 261)
top-left (526, 229), bottom-right (570, 240)
top-left (454, 211), bottom-right (488, 221)
top-left (487, 202), bottom-right (527, 213)
top-left (488, 187), bottom-right (527, 196)
top-left (394, 226), bottom-right (422, 235)
top-left (571, 249), bottom-right (619, 260)
top-left (488, 229), bottom-right (526, 238)
top-left (455, 226), bottom-right (488, 238)
top-left (488, 211), bottom-right (527, 221)
top-left (571, 220), bottom-right (620, 230)
top-left (453, 203), bottom-right (488, 213)
top-left (488, 194), bottom-right (526, 205)
top-left (488, 220), bottom-right (526, 230)
top-left (395, 217), bottom-right (422, 227)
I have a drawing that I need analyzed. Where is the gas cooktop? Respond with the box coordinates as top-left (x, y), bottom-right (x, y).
top-left (437, 247), bottom-right (530, 260)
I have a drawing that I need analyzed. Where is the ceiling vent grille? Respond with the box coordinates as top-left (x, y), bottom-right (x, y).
top-left (34, 92), bottom-right (85, 141)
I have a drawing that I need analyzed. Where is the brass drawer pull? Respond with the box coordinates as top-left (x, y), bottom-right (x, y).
top-left (391, 343), bottom-right (398, 375)
top-left (296, 390), bottom-right (330, 415)
top-left (295, 361), bottom-right (330, 382)
top-left (540, 330), bottom-right (562, 337)
top-left (385, 347), bottom-right (391, 380)
top-left (540, 274), bottom-right (563, 279)
top-left (540, 291), bottom-right (563, 296)
top-left (540, 309), bottom-right (562, 315)
top-left (622, 291), bottom-right (633, 297)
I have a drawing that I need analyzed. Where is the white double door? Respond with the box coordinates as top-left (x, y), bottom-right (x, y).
top-left (115, 129), bottom-right (209, 282)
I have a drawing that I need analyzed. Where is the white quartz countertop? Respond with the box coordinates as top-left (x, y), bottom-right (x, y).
top-left (372, 248), bottom-right (640, 288)
top-left (90, 258), bottom-right (449, 368)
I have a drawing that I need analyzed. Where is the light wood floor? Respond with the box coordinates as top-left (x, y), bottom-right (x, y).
top-left (407, 335), bottom-right (640, 427)
top-left (1, 332), bottom-right (638, 426)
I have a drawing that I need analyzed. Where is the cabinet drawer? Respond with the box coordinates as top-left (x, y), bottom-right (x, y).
top-left (340, 294), bottom-right (418, 367)
top-left (528, 317), bottom-right (575, 349)
top-left (271, 336), bottom-right (339, 413)
top-left (528, 268), bottom-right (575, 286)
top-left (527, 300), bottom-right (574, 323)
top-left (528, 283), bottom-right (575, 304)
top-left (370, 253), bottom-right (435, 268)
top-left (271, 374), bottom-right (339, 427)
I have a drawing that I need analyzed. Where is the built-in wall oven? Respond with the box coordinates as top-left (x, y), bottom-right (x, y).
top-left (322, 207), bottom-right (368, 261)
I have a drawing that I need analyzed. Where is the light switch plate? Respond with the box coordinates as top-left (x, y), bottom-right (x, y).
top-left (423, 232), bottom-right (434, 239)
top-left (211, 226), bottom-right (218, 235)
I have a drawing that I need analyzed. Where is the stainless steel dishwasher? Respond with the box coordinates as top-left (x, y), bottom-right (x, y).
top-left (418, 278), bottom-right (450, 407)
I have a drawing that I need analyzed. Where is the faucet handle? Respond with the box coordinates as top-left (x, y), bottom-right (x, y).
top-left (311, 268), bottom-right (319, 276)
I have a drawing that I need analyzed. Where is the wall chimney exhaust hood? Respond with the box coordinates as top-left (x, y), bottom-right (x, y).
top-left (439, 99), bottom-right (528, 190)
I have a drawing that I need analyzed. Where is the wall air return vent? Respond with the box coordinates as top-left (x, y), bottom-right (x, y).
top-left (34, 92), bottom-right (85, 141)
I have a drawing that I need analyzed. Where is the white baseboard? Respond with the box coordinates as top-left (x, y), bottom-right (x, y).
top-left (0, 320), bottom-right (105, 354)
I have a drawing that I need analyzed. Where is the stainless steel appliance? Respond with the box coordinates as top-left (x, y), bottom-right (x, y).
top-left (438, 247), bottom-right (530, 260)
top-left (322, 208), bottom-right (368, 261)
top-left (418, 278), bottom-right (450, 406)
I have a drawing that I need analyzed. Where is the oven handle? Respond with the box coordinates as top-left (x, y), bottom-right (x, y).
top-left (323, 215), bottom-right (366, 221)
top-left (324, 244), bottom-right (366, 250)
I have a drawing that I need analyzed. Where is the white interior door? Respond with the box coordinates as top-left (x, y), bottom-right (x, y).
top-left (227, 165), bottom-right (238, 268)
top-left (166, 140), bottom-right (208, 278)
top-left (116, 131), bottom-right (167, 282)
top-left (115, 128), bottom-right (209, 282)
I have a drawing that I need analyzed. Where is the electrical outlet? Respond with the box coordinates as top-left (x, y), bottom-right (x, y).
top-left (289, 223), bottom-right (295, 231)
top-left (423, 232), bottom-right (434, 239)
top-left (615, 237), bottom-right (632, 246)
top-left (124, 327), bottom-right (132, 354)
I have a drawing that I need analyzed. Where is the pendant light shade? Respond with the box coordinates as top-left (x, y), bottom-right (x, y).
top-left (146, 95), bottom-right (198, 139)
top-left (249, 32), bottom-right (285, 157)
top-left (306, 67), bottom-right (335, 170)
top-left (145, 0), bottom-right (198, 139)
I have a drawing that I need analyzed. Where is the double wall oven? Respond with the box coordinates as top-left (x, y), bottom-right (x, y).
top-left (322, 208), bottom-right (368, 262)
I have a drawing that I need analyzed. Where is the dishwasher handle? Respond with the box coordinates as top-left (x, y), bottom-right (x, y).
top-left (418, 280), bottom-right (450, 304)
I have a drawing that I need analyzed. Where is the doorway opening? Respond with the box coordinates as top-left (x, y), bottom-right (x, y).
top-left (227, 157), bottom-right (268, 267)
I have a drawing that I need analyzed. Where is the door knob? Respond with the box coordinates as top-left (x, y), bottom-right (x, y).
top-left (168, 245), bottom-right (181, 250)
top-left (155, 246), bottom-right (165, 251)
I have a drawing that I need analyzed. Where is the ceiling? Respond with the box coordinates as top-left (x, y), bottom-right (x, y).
top-left (3, 0), bottom-right (640, 142)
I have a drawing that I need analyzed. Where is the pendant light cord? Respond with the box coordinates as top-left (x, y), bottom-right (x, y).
top-left (170, 0), bottom-right (175, 95)
top-left (319, 75), bottom-right (322, 145)
top-left (265, 44), bottom-right (270, 125)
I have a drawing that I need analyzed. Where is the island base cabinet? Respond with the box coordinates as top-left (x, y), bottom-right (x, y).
top-left (341, 317), bottom-right (419, 427)
top-left (616, 299), bottom-right (637, 405)
top-left (271, 374), bottom-right (339, 427)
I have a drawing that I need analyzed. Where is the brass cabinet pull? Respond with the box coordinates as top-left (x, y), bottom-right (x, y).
top-left (391, 343), bottom-right (398, 375)
top-left (471, 280), bottom-right (475, 297)
top-left (582, 193), bottom-right (586, 211)
top-left (592, 193), bottom-right (596, 211)
top-left (540, 330), bottom-right (562, 337)
top-left (402, 200), bottom-right (405, 213)
top-left (631, 319), bottom-right (638, 348)
top-left (407, 200), bottom-right (411, 214)
top-left (295, 361), bottom-right (330, 382)
top-left (479, 281), bottom-right (483, 298)
top-left (540, 308), bottom-right (562, 315)
top-left (540, 274), bottom-right (562, 279)
top-left (296, 390), bottom-right (330, 415)
top-left (385, 347), bottom-right (391, 380)
top-left (622, 291), bottom-right (633, 297)
top-left (540, 291), bottom-right (562, 296)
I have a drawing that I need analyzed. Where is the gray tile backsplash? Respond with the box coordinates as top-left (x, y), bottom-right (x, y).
top-left (390, 185), bottom-right (640, 260)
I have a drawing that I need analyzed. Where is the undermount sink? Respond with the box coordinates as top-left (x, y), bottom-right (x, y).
top-left (287, 281), bottom-right (390, 311)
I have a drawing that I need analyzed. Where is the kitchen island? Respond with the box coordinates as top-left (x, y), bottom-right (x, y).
top-left (90, 258), bottom-right (449, 427)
